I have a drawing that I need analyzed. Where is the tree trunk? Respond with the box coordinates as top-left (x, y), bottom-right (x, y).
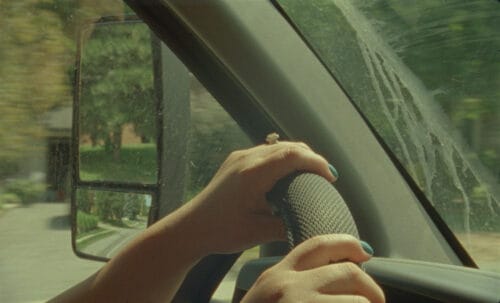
top-left (112, 126), bottom-right (122, 161)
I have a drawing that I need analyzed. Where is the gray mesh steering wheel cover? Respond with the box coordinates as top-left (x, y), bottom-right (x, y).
top-left (267, 173), bottom-right (359, 249)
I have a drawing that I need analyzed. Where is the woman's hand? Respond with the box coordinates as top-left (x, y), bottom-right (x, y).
top-left (186, 142), bottom-right (335, 255)
top-left (242, 234), bottom-right (385, 303)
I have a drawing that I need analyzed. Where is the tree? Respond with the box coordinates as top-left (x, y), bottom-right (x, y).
top-left (94, 191), bottom-right (126, 224)
top-left (123, 193), bottom-right (143, 221)
top-left (0, 0), bottom-right (73, 175)
top-left (0, 0), bottom-right (128, 179)
top-left (79, 22), bottom-right (155, 159)
top-left (280, 0), bottom-right (500, 232)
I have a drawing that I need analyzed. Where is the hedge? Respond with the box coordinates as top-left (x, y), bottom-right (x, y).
top-left (77, 211), bottom-right (99, 233)
top-left (3, 179), bottom-right (45, 205)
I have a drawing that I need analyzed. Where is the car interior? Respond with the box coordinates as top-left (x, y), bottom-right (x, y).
top-left (1, 0), bottom-right (499, 302)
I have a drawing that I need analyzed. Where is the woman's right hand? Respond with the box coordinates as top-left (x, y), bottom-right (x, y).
top-left (242, 234), bottom-right (385, 303)
top-left (182, 142), bottom-right (335, 256)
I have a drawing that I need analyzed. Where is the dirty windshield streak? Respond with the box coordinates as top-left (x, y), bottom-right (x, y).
top-left (278, 0), bottom-right (500, 271)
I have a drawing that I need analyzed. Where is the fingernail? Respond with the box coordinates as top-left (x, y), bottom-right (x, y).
top-left (360, 240), bottom-right (374, 255)
top-left (328, 163), bottom-right (339, 180)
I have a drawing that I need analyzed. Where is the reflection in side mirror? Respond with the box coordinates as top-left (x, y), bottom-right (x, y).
top-left (78, 20), bottom-right (157, 184)
top-left (74, 188), bottom-right (151, 259)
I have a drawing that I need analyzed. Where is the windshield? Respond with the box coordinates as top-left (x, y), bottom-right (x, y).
top-left (277, 0), bottom-right (500, 272)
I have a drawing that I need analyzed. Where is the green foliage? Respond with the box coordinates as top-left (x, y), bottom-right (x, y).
top-left (0, 0), bottom-right (73, 168)
top-left (78, 188), bottom-right (148, 226)
top-left (4, 179), bottom-right (45, 205)
top-left (123, 194), bottom-right (144, 220)
top-left (0, 0), bottom-right (132, 182)
top-left (80, 22), bottom-right (155, 157)
top-left (80, 144), bottom-right (157, 183)
top-left (77, 210), bottom-right (99, 233)
top-left (0, 193), bottom-right (22, 205)
top-left (93, 191), bottom-right (126, 225)
top-left (0, 0), bottom-right (131, 181)
top-left (0, 159), bottom-right (19, 180)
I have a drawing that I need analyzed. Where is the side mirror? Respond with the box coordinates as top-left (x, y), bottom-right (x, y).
top-left (71, 16), bottom-right (190, 261)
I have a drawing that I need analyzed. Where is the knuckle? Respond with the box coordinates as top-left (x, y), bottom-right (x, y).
top-left (279, 145), bottom-right (302, 161)
top-left (228, 150), bottom-right (245, 161)
top-left (256, 268), bottom-right (294, 300)
top-left (296, 141), bottom-right (311, 150)
top-left (256, 267), bottom-right (274, 284)
top-left (339, 262), bottom-right (363, 282)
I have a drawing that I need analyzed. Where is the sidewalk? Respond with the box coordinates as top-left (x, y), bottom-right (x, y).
top-left (0, 203), bottom-right (102, 303)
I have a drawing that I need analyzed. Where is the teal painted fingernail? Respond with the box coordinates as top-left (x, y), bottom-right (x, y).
top-left (328, 163), bottom-right (339, 179)
top-left (360, 241), bottom-right (374, 255)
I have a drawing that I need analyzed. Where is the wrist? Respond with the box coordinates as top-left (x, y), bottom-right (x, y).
top-left (153, 198), bottom-right (213, 262)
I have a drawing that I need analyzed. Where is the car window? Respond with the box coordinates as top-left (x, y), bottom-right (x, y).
top-left (185, 74), bottom-right (252, 202)
top-left (187, 74), bottom-right (255, 303)
top-left (276, 0), bottom-right (500, 272)
top-left (0, 1), bottom-right (253, 302)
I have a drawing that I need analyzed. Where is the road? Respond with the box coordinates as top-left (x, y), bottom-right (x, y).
top-left (0, 203), bottom-right (242, 302)
top-left (82, 226), bottom-right (141, 259)
top-left (0, 203), bottom-right (102, 303)
top-left (456, 233), bottom-right (500, 273)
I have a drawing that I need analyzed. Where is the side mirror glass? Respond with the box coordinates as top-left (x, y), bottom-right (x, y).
top-left (72, 17), bottom-right (160, 261)
top-left (75, 188), bottom-right (152, 259)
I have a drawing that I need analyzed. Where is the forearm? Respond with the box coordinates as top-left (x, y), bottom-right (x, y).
top-left (50, 143), bottom-right (335, 303)
top-left (50, 200), bottom-right (208, 303)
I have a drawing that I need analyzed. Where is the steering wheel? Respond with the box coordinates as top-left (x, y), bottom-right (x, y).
top-left (173, 172), bottom-right (359, 302)
top-left (227, 173), bottom-right (360, 302)
top-left (267, 172), bottom-right (359, 248)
